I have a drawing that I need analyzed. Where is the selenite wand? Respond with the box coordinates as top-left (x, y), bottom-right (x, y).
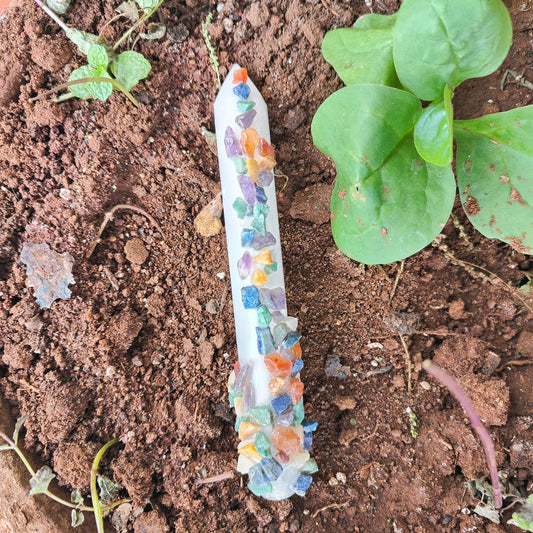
top-left (214, 64), bottom-right (317, 500)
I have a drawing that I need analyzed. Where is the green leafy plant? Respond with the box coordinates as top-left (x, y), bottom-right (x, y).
top-left (513, 494), bottom-right (533, 532)
top-left (312, 0), bottom-right (532, 264)
top-left (0, 416), bottom-right (127, 532)
top-left (32, 0), bottom-right (163, 106)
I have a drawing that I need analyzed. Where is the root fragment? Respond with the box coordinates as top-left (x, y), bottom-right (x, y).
top-left (88, 204), bottom-right (163, 258)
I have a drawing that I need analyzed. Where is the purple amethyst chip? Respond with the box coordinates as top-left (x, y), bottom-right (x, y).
top-left (235, 109), bottom-right (257, 129)
top-left (224, 126), bottom-right (243, 158)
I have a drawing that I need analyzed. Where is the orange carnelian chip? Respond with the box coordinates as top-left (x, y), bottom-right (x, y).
top-left (240, 128), bottom-right (259, 158)
top-left (246, 158), bottom-right (259, 183)
top-left (272, 426), bottom-right (301, 453)
top-left (291, 342), bottom-right (302, 359)
top-left (269, 376), bottom-right (289, 396)
top-left (264, 354), bottom-right (292, 377)
top-left (251, 269), bottom-right (268, 287)
top-left (255, 138), bottom-right (275, 158)
top-left (287, 378), bottom-right (304, 405)
top-left (233, 68), bottom-right (248, 84)
top-left (253, 249), bottom-right (273, 265)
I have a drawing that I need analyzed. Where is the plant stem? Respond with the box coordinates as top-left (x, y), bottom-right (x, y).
top-left (91, 438), bottom-right (119, 533)
top-left (1, 431), bottom-right (128, 519)
top-left (113, 0), bottom-right (164, 50)
top-left (422, 360), bottom-right (503, 508)
top-left (0, 432), bottom-right (95, 512)
top-left (32, 0), bottom-right (71, 34)
top-left (30, 77), bottom-right (140, 107)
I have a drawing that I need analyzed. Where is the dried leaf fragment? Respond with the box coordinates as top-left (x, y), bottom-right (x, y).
top-left (194, 193), bottom-right (223, 237)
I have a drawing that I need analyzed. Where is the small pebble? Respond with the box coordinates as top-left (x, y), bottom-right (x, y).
top-left (420, 381), bottom-right (431, 391)
top-left (392, 374), bottom-right (405, 389)
top-left (336, 472), bottom-right (347, 483)
top-left (205, 299), bottom-right (218, 315)
top-left (448, 299), bottom-right (465, 319)
top-left (333, 395), bottom-right (357, 410)
top-left (167, 22), bottom-right (189, 42)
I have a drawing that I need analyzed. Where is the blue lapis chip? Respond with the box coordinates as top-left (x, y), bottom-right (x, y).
top-left (283, 331), bottom-right (302, 349)
top-left (259, 458), bottom-right (283, 482)
top-left (302, 418), bottom-right (318, 433)
top-left (255, 185), bottom-right (267, 204)
top-left (256, 327), bottom-right (276, 355)
top-left (241, 228), bottom-right (255, 247)
top-left (291, 358), bottom-right (304, 376)
top-left (233, 83), bottom-right (250, 100)
top-left (271, 394), bottom-right (292, 415)
top-left (293, 474), bottom-right (313, 493)
top-left (242, 286), bottom-right (260, 309)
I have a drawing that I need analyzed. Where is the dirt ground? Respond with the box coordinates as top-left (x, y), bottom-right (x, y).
top-left (0, 0), bottom-right (532, 531)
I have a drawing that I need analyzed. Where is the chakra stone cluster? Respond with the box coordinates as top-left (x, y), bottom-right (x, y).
top-left (217, 67), bottom-right (317, 500)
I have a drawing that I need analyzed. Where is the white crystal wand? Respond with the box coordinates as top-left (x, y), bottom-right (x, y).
top-left (214, 65), bottom-right (317, 499)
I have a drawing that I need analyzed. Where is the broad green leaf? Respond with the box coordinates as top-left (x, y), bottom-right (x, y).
top-left (68, 65), bottom-right (97, 99)
top-left (97, 475), bottom-right (121, 501)
top-left (110, 51), bottom-right (151, 91)
top-left (88, 67), bottom-right (113, 101)
top-left (46, 0), bottom-right (71, 15)
top-left (68, 66), bottom-right (113, 101)
top-left (393, 0), bottom-right (512, 101)
top-left (71, 509), bottom-right (85, 527)
top-left (311, 84), bottom-right (455, 264)
top-left (454, 107), bottom-right (533, 254)
top-left (322, 27), bottom-right (400, 87)
top-left (64, 28), bottom-right (98, 56)
top-left (414, 85), bottom-right (453, 166)
top-left (29, 466), bottom-right (55, 495)
top-left (87, 44), bottom-right (108, 69)
top-left (353, 12), bottom-right (397, 30)
top-left (136, 0), bottom-right (160, 10)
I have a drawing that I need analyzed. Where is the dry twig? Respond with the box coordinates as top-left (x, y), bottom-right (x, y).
top-left (399, 334), bottom-right (412, 393)
top-left (312, 500), bottom-right (351, 519)
top-left (194, 471), bottom-right (234, 484)
top-left (389, 259), bottom-right (405, 302)
top-left (88, 204), bottom-right (163, 258)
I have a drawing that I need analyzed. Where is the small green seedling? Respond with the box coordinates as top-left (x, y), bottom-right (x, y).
top-left (202, 12), bottom-right (221, 89)
top-left (33, 0), bottom-right (163, 106)
top-left (406, 407), bottom-right (417, 439)
top-left (512, 494), bottom-right (533, 532)
top-left (312, 0), bottom-right (532, 264)
top-left (0, 416), bottom-right (127, 532)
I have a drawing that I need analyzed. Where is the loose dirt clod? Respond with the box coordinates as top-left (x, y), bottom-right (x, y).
top-left (124, 238), bottom-right (148, 265)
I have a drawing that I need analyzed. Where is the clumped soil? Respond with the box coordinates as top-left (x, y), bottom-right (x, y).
top-left (1, 0), bottom-right (533, 531)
